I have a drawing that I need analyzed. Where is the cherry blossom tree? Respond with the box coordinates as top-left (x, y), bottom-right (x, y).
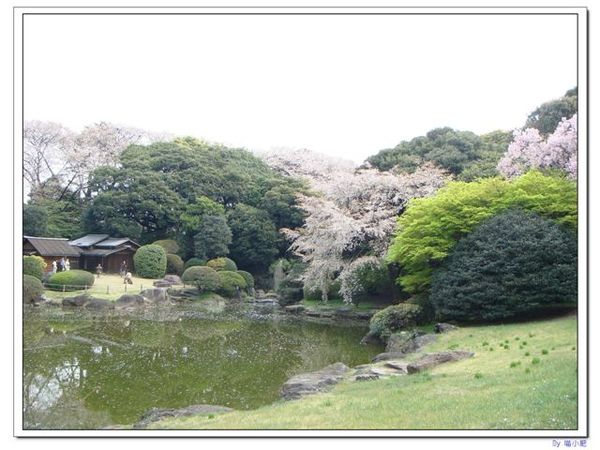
top-left (497, 114), bottom-right (577, 179)
top-left (281, 162), bottom-right (449, 302)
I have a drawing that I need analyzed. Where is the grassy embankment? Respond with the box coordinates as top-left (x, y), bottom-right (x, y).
top-left (42, 274), bottom-right (164, 301)
top-left (150, 314), bottom-right (578, 430)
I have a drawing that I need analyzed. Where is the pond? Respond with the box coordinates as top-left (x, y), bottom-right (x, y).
top-left (23, 303), bottom-right (382, 429)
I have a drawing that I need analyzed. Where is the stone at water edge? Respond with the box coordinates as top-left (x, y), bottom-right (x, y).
top-left (153, 280), bottom-right (172, 288)
top-left (62, 295), bottom-right (91, 307)
top-left (284, 304), bottom-right (306, 314)
top-left (371, 351), bottom-right (408, 363)
top-left (280, 362), bottom-right (350, 400)
top-left (84, 298), bottom-right (114, 310)
top-left (406, 350), bottom-right (475, 374)
top-left (140, 287), bottom-right (170, 303)
top-left (434, 323), bottom-right (458, 333)
top-left (115, 294), bottom-right (145, 308)
top-left (134, 404), bottom-right (233, 429)
top-left (397, 333), bottom-right (438, 354)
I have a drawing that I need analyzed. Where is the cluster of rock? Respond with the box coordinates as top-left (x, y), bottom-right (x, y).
top-left (279, 322), bottom-right (472, 400)
top-left (134, 404), bottom-right (233, 429)
top-left (152, 275), bottom-right (182, 288)
top-left (61, 287), bottom-right (171, 310)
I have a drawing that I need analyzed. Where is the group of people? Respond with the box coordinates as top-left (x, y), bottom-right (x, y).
top-left (51, 257), bottom-right (70, 273)
top-left (94, 260), bottom-right (133, 284)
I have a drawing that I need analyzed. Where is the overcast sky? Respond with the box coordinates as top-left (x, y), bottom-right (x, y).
top-left (23, 13), bottom-right (577, 163)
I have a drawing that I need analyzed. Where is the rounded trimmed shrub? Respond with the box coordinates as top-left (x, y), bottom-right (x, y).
top-left (152, 239), bottom-right (180, 255)
top-left (184, 257), bottom-right (206, 270)
top-left (431, 209), bottom-right (577, 322)
top-left (134, 245), bottom-right (167, 279)
top-left (217, 270), bottom-right (247, 297)
top-left (237, 270), bottom-right (254, 289)
top-left (207, 257), bottom-right (238, 272)
top-left (182, 266), bottom-right (221, 293)
top-left (23, 274), bottom-right (44, 304)
top-left (47, 270), bottom-right (95, 291)
top-left (369, 303), bottom-right (422, 341)
top-left (23, 255), bottom-right (46, 280)
top-left (166, 253), bottom-right (184, 275)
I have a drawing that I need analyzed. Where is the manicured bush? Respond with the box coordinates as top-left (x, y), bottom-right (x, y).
top-left (23, 255), bottom-right (46, 280)
top-left (184, 257), bottom-right (206, 270)
top-left (430, 210), bottom-right (577, 323)
top-left (182, 266), bottom-right (221, 293)
top-left (134, 245), bottom-right (167, 279)
top-left (207, 257), bottom-right (238, 272)
top-left (152, 239), bottom-right (180, 255)
top-left (166, 253), bottom-right (184, 275)
top-left (369, 303), bottom-right (422, 341)
top-left (23, 274), bottom-right (44, 304)
top-left (387, 171), bottom-right (577, 295)
top-left (217, 270), bottom-right (247, 297)
top-left (237, 270), bottom-right (255, 289)
top-left (47, 270), bottom-right (95, 291)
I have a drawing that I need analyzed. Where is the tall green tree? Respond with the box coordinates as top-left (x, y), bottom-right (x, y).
top-left (193, 214), bottom-right (232, 260)
top-left (525, 87), bottom-right (577, 135)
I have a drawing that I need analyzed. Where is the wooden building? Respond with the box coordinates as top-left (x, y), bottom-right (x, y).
top-left (23, 236), bottom-right (81, 271)
top-left (69, 234), bottom-right (140, 273)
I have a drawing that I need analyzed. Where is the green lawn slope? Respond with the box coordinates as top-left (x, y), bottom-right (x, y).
top-left (149, 315), bottom-right (577, 430)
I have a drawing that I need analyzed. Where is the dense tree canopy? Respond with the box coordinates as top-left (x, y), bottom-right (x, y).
top-left (431, 210), bottom-right (577, 322)
top-left (366, 127), bottom-right (510, 179)
top-left (387, 171), bottom-right (577, 296)
top-left (524, 87), bottom-right (577, 135)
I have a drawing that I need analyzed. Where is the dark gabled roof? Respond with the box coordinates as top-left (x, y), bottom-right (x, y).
top-left (69, 234), bottom-right (110, 247)
top-left (95, 237), bottom-right (140, 249)
top-left (23, 236), bottom-right (81, 257)
top-left (80, 246), bottom-right (136, 257)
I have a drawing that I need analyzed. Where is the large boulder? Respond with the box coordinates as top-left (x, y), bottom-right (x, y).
top-left (281, 362), bottom-right (350, 400)
top-left (284, 304), bottom-right (306, 314)
top-left (134, 404), bottom-right (233, 429)
top-left (84, 298), bottom-right (114, 310)
top-left (141, 288), bottom-right (169, 303)
top-left (434, 323), bottom-right (458, 333)
top-left (397, 333), bottom-right (438, 354)
top-left (62, 295), bottom-right (91, 307)
top-left (406, 351), bottom-right (475, 374)
top-left (115, 294), bottom-right (145, 308)
top-left (385, 331), bottom-right (414, 352)
top-left (163, 274), bottom-right (182, 285)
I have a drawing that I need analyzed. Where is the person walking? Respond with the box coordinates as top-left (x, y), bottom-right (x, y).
top-left (51, 260), bottom-right (57, 274)
top-left (65, 258), bottom-right (70, 271)
top-left (59, 257), bottom-right (65, 272)
top-left (120, 261), bottom-right (128, 278)
top-left (96, 264), bottom-right (103, 278)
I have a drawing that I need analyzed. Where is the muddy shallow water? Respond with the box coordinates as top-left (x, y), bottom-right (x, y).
top-left (23, 302), bottom-right (382, 429)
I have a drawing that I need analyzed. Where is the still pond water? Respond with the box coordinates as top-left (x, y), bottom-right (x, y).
top-left (23, 303), bottom-right (382, 429)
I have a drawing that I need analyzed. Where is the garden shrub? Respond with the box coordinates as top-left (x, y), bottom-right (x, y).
top-left (182, 266), bottom-right (221, 293)
top-left (23, 274), bottom-right (44, 304)
top-left (184, 257), bottom-right (206, 270)
top-left (273, 259), bottom-right (305, 305)
top-left (23, 255), bottom-right (46, 280)
top-left (166, 253), bottom-right (184, 275)
top-left (207, 257), bottom-right (238, 272)
top-left (47, 270), bottom-right (95, 291)
top-left (134, 245), bottom-right (167, 279)
top-left (430, 209), bottom-right (577, 323)
top-left (152, 239), bottom-right (180, 255)
top-left (369, 303), bottom-right (422, 341)
top-left (217, 270), bottom-right (247, 297)
top-left (237, 270), bottom-right (255, 289)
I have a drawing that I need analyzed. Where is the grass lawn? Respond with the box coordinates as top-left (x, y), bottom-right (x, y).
top-left (43, 273), bottom-right (168, 301)
top-left (149, 314), bottom-right (578, 430)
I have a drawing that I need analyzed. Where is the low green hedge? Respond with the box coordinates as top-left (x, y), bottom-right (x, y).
top-left (166, 254), bottom-right (184, 275)
top-left (23, 255), bottom-right (46, 280)
top-left (134, 245), bottom-right (167, 278)
top-left (237, 270), bottom-right (255, 289)
top-left (23, 274), bottom-right (44, 303)
top-left (46, 270), bottom-right (95, 291)
top-left (217, 271), bottom-right (247, 297)
top-left (207, 257), bottom-right (238, 272)
top-left (182, 266), bottom-right (221, 293)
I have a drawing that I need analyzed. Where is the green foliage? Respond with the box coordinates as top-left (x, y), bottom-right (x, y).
top-left (153, 239), bottom-right (180, 255)
top-left (133, 245), bottom-right (167, 279)
top-left (47, 270), bottom-right (95, 291)
top-left (184, 257), bottom-right (206, 270)
top-left (525, 87), bottom-right (578, 135)
top-left (193, 215), bottom-right (232, 260)
top-left (367, 127), bottom-right (508, 179)
top-left (273, 259), bottom-right (306, 305)
top-left (23, 274), bottom-right (44, 304)
top-left (387, 171), bottom-right (577, 295)
top-left (431, 210), bottom-right (577, 323)
top-left (368, 303), bottom-right (422, 340)
top-left (217, 271), bottom-right (248, 297)
top-left (237, 270), bottom-right (255, 289)
top-left (227, 204), bottom-right (279, 271)
top-left (206, 257), bottom-right (238, 272)
top-left (23, 255), bottom-right (46, 280)
top-left (181, 266), bottom-right (221, 293)
top-left (166, 253), bottom-right (184, 275)
top-left (23, 204), bottom-right (48, 236)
